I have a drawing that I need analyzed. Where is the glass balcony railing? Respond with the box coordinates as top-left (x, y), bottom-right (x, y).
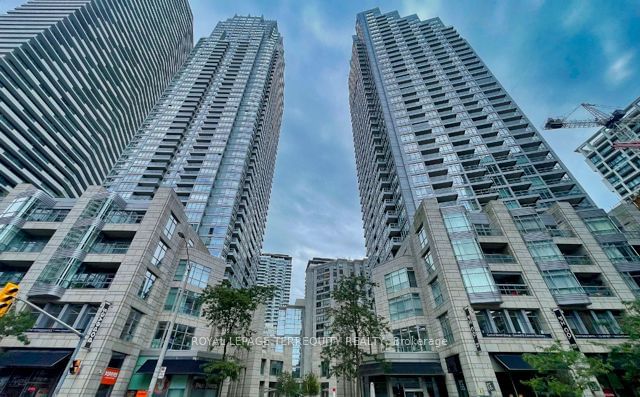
top-left (66, 273), bottom-right (115, 289)
top-left (483, 254), bottom-right (516, 264)
top-left (5, 240), bottom-right (47, 253)
top-left (474, 226), bottom-right (502, 236)
top-left (548, 229), bottom-right (575, 237)
top-left (549, 286), bottom-right (586, 295)
top-left (105, 210), bottom-right (145, 224)
top-left (25, 208), bottom-right (70, 222)
top-left (581, 286), bottom-right (613, 297)
top-left (89, 242), bottom-right (130, 254)
top-left (564, 255), bottom-right (592, 265)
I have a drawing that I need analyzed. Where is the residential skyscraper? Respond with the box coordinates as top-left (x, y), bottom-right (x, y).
top-left (577, 96), bottom-right (640, 204)
top-left (349, 8), bottom-right (593, 267)
top-left (257, 253), bottom-right (292, 333)
top-left (105, 16), bottom-right (285, 287)
top-left (0, 0), bottom-right (193, 197)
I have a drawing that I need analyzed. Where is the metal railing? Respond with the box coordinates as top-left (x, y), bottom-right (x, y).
top-left (5, 240), bottom-right (47, 253)
top-left (581, 286), bottom-right (612, 297)
top-left (483, 254), bottom-right (516, 263)
top-left (564, 255), bottom-right (592, 265)
top-left (475, 226), bottom-right (502, 236)
top-left (549, 229), bottom-right (575, 237)
top-left (25, 208), bottom-right (69, 222)
top-left (105, 210), bottom-right (145, 224)
top-left (89, 242), bottom-right (130, 254)
top-left (66, 273), bottom-right (115, 289)
top-left (497, 284), bottom-right (529, 295)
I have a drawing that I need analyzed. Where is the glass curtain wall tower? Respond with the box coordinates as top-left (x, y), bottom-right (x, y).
top-left (349, 8), bottom-right (593, 267)
top-left (106, 16), bottom-right (285, 287)
top-left (0, 0), bottom-right (193, 197)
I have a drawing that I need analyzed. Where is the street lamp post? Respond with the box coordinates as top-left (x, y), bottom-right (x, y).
top-left (147, 231), bottom-right (191, 396)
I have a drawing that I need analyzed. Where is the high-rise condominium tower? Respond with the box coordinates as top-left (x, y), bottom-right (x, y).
top-left (0, 0), bottom-right (193, 197)
top-left (258, 253), bottom-right (292, 332)
top-left (349, 8), bottom-right (592, 266)
top-left (106, 16), bottom-right (285, 287)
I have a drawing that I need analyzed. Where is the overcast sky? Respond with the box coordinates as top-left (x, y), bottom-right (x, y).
top-left (2, 0), bottom-right (639, 301)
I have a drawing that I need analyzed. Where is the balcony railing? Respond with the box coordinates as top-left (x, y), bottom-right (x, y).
top-left (66, 273), bottom-right (115, 289)
top-left (497, 284), bottom-right (529, 296)
top-left (549, 286), bottom-right (586, 295)
top-left (105, 210), bottom-right (145, 224)
top-left (89, 242), bottom-right (130, 254)
top-left (475, 226), bottom-right (502, 236)
top-left (548, 229), bottom-right (575, 238)
top-left (483, 254), bottom-right (516, 264)
top-left (533, 254), bottom-right (566, 263)
top-left (25, 208), bottom-right (69, 222)
top-left (5, 240), bottom-right (47, 253)
top-left (564, 255), bottom-right (592, 265)
top-left (581, 285), bottom-right (613, 297)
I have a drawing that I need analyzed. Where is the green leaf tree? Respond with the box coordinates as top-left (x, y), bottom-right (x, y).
top-left (0, 308), bottom-right (35, 345)
top-left (300, 372), bottom-right (320, 396)
top-left (277, 371), bottom-right (300, 397)
top-left (199, 280), bottom-right (277, 390)
top-left (609, 298), bottom-right (640, 393)
top-left (523, 341), bottom-right (611, 397)
top-left (321, 275), bottom-right (390, 397)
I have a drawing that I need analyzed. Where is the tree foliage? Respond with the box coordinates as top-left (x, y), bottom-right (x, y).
top-left (523, 341), bottom-right (611, 397)
top-left (321, 275), bottom-right (390, 396)
top-left (0, 309), bottom-right (35, 345)
top-left (199, 281), bottom-right (277, 385)
top-left (277, 371), bottom-right (300, 397)
top-left (609, 298), bottom-right (640, 392)
top-left (300, 372), bottom-right (320, 396)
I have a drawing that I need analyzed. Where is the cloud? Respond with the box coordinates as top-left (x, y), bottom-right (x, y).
top-left (606, 51), bottom-right (634, 85)
top-left (301, 2), bottom-right (353, 51)
top-left (400, 0), bottom-right (441, 20)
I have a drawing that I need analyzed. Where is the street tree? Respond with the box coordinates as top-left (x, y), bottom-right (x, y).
top-left (300, 372), bottom-right (320, 396)
top-left (321, 275), bottom-right (389, 397)
top-left (0, 308), bottom-right (35, 345)
top-left (523, 341), bottom-right (611, 397)
top-left (199, 280), bottom-right (276, 390)
top-left (609, 298), bottom-right (640, 393)
top-left (277, 371), bottom-right (300, 397)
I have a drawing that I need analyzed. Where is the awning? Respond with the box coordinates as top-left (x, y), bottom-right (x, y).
top-left (359, 361), bottom-right (444, 376)
top-left (493, 354), bottom-right (534, 371)
top-left (136, 359), bottom-right (210, 375)
top-left (0, 350), bottom-right (71, 368)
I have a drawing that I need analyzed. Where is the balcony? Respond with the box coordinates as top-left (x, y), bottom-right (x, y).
top-left (89, 241), bottom-right (130, 254)
top-left (5, 238), bottom-right (48, 253)
top-left (105, 210), bottom-right (145, 224)
top-left (548, 229), bottom-right (575, 238)
top-left (576, 273), bottom-right (613, 297)
top-left (484, 254), bottom-right (516, 264)
top-left (582, 286), bottom-right (613, 297)
top-left (66, 272), bottom-right (115, 289)
top-left (564, 255), bottom-right (592, 265)
top-left (493, 272), bottom-right (529, 296)
top-left (474, 225), bottom-right (502, 236)
top-left (25, 208), bottom-right (69, 222)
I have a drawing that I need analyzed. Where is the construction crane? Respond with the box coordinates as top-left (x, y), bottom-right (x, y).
top-left (543, 103), bottom-right (639, 150)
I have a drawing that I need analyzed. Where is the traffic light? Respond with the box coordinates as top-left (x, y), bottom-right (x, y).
top-left (0, 283), bottom-right (19, 318)
top-left (70, 359), bottom-right (81, 375)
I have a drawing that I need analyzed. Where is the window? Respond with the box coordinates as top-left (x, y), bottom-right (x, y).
top-left (152, 322), bottom-right (195, 350)
top-left (475, 309), bottom-right (547, 337)
top-left (138, 270), bottom-right (157, 300)
top-left (270, 360), bottom-right (284, 376)
top-left (417, 225), bottom-right (429, 248)
top-left (443, 211), bottom-right (472, 233)
top-left (393, 325), bottom-right (430, 352)
top-left (461, 267), bottom-right (497, 294)
top-left (164, 288), bottom-right (202, 316)
top-left (439, 314), bottom-right (454, 343)
top-left (430, 279), bottom-right (444, 307)
top-left (120, 309), bottom-right (143, 341)
top-left (513, 215), bottom-right (544, 233)
top-left (388, 293), bottom-right (424, 321)
top-left (602, 242), bottom-right (639, 263)
top-left (584, 217), bottom-right (618, 235)
top-left (451, 239), bottom-right (483, 261)
top-left (526, 240), bottom-right (562, 263)
top-left (151, 241), bottom-right (168, 267)
top-left (163, 213), bottom-right (178, 239)
top-left (320, 361), bottom-right (330, 378)
top-left (384, 268), bottom-right (417, 293)
top-left (621, 271), bottom-right (640, 293)
top-left (542, 269), bottom-right (583, 295)
top-left (563, 310), bottom-right (622, 336)
top-left (424, 251), bottom-right (435, 273)
top-left (174, 260), bottom-right (211, 288)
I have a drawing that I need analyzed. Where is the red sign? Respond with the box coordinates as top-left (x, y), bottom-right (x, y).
top-left (100, 367), bottom-right (120, 385)
top-left (135, 391), bottom-right (148, 397)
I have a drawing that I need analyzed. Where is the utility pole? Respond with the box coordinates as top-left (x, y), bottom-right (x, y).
top-left (147, 231), bottom-right (192, 396)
